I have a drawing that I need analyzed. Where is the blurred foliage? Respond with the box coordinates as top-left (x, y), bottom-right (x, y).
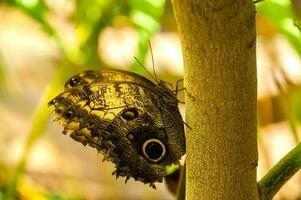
top-left (1, 0), bottom-right (301, 199)
top-left (257, 0), bottom-right (301, 55)
top-left (257, 0), bottom-right (301, 131)
top-left (0, 0), bottom-right (166, 199)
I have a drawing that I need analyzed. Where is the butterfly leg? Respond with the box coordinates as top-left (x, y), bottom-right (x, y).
top-left (175, 79), bottom-right (184, 96)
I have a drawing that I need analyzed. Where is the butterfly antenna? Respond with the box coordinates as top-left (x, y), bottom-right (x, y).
top-left (148, 41), bottom-right (159, 82)
top-left (134, 56), bottom-right (157, 82)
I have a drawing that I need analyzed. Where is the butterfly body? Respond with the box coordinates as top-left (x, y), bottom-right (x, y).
top-left (49, 69), bottom-right (185, 185)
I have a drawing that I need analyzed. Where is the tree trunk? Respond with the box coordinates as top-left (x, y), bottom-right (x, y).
top-left (171, 1), bottom-right (258, 199)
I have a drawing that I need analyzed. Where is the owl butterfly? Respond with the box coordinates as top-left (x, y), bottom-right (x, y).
top-left (48, 68), bottom-right (185, 187)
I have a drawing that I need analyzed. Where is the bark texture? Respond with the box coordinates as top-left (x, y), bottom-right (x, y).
top-left (171, 1), bottom-right (258, 199)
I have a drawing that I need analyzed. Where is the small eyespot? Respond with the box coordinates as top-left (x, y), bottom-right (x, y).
top-left (64, 110), bottom-right (73, 119)
top-left (127, 133), bottom-right (134, 140)
top-left (122, 108), bottom-right (138, 120)
top-left (65, 76), bottom-right (82, 88)
top-left (48, 99), bottom-right (56, 106)
top-left (69, 77), bottom-right (80, 87)
top-left (141, 138), bottom-right (166, 163)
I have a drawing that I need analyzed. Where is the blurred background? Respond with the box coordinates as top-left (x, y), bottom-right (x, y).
top-left (0, 0), bottom-right (301, 199)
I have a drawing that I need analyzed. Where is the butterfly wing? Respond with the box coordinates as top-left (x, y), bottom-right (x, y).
top-left (49, 69), bottom-right (185, 185)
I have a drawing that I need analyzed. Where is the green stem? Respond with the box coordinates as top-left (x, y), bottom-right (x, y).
top-left (258, 142), bottom-right (301, 200)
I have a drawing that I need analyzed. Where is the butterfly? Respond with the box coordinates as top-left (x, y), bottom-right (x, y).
top-left (48, 68), bottom-right (186, 187)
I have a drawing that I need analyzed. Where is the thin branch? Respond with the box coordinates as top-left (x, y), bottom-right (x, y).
top-left (258, 142), bottom-right (301, 200)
